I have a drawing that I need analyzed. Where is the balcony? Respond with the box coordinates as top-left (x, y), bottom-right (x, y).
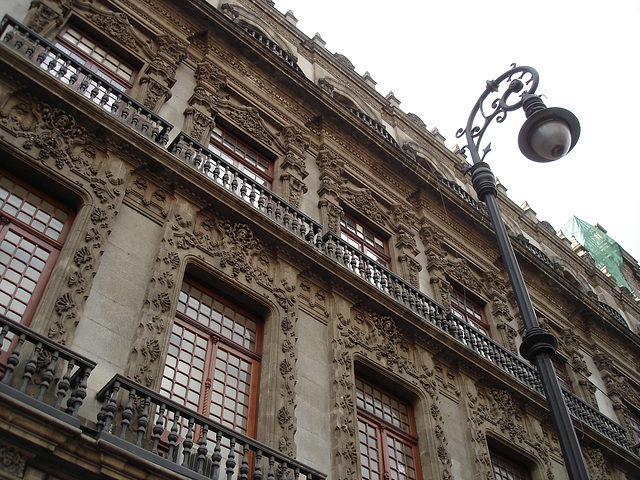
top-left (241, 25), bottom-right (304, 76)
top-left (96, 374), bottom-right (326, 480)
top-left (596, 300), bottom-right (629, 329)
top-left (1, 13), bottom-right (637, 464)
top-left (341, 105), bottom-right (400, 149)
top-left (0, 15), bottom-right (173, 146)
top-left (322, 234), bottom-right (639, 457)
top-left (436, 175), bottom-right (484, 212)
top-left (169, 132), bottom-right (323, 245)
top-left (0, 313), bottom-right (96, 428)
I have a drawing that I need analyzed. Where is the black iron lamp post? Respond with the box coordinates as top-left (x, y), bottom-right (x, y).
top-left (457, 64), bottom-right (589, 480)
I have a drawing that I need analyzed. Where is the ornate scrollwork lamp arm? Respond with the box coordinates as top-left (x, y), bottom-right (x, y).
top-left (457, 64), bottom-right (539, 164)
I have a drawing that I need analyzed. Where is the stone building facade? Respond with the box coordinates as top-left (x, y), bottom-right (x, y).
top-left (0, 1), bottom-right (639, 479)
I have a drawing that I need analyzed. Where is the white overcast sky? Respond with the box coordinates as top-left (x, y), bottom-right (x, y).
top-left (275, 0), bottom-right (640, 261)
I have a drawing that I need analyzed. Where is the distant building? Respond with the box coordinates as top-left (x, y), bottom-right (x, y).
top-left (1, 1), bottom-right (639, 479)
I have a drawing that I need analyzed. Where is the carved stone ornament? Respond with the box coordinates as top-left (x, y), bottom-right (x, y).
top-left (316, 148), bottom-right (344, 177)
top-left (220, 3), bottom-right (240, 21)
top-left (406, 112), bottom-right (426, 129)
top-left (0, 94), bottom-right (124, 345)
top-left (334, 53), bottom-right (355, 70)
top-left (318, 77), bottom-right (335, 94)
top-left (0, 446), bottom-right (27, 478)
top-left (420, 222), bottom-right (445, 257)
top-left (24, 0), bottom-right (62, 35)
top-left (145, 34), bottom-right (188, 85)
top-left (139, 76), bottom-right (172, 111)
top-left (466, 385), bottom-right (556, 480)
top-left (389, 203), bottom-right (416, 230)
top-left (330, 309), bottom-right (454, 480)
top-left (84, 11), bottom-right (139, 50)
top-left (222, 104), bottom-right (273, 146)
top-left (182, 107), bottom-right (215, 144)
top-left (343, 187), bottom-right (386, 227)
top-left (280, 174), bottom-right (307, 209)
top-left (190, 62), bottom-right (227, 112)
top-left (583, 446), bottom-right (613, 480)
top-left (428, 255), bottom-right (483, 294)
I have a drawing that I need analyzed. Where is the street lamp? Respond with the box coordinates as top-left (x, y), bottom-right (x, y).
top-left (456, 64), bottom-right (589, 480)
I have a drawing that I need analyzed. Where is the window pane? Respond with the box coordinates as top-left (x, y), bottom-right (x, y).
top-left (162, 279), bottom-right (261, 439)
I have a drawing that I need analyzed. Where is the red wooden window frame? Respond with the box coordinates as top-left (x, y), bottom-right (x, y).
top-left (356, 377), bottom-right (421, 480)
top-left (490, 450), bottom-right (532, 480)
top-left (160, 279), bottom-right (262, 437)
top-left (0, 170), bottom-right (73, 327)
top-left (54, 25), bottom-right (136, 92)
top-left (340, 213), bottom-right (391, 269)
top-left (209, 126), bottom-right (274, 188)
top-left (450, 288), bottom-right (490, 336)
top-left (552, 356), bottom-right (573, 392)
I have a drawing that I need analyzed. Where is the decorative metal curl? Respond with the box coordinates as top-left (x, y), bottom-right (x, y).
top-left (456, 64), bottom-right (539, 165)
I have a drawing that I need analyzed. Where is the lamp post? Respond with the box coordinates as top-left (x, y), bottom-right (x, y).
top-left (457, 64), bottom-right (589, 480)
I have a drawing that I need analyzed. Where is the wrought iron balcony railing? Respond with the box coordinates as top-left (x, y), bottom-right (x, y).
top-left (96, 374), bottom-right (326, 480)
top-left (321, 232), bottom-right (638, 456)
top-left (0, 15), bottom-right (173, 146)
top-left (342, 105), bottom-right (400, 149)
top-left (241, 25), bottom-right (304, 76)
top-left (596, 300), bottom-right (629, 329)
top-left (1, 13), bottom-right (636, 461)
top-left (169, 132), bottom-right (323, 246)
top-left (512, 234), bottom-right (559, 272)
top-left (0, 313), bottom-right (96, 427)
top-left (436, 175), bottom-right (484, 212)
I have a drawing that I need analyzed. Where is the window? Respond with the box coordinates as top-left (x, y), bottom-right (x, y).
top-left (0, 171), bottom-right (72, 325)
top-left (340, 213), bottom-right (390, 269)
top-left (450, 288), bottom-right (490, 336)
top-left (160, 279), bottom-right (261, 436)
top-left (208, 126), bottom-right (273, 187)
top-left (490, 450), bottom-right (532, 480)
top-left (46, 26), bottom-right (137, 110)
top-left (552, 356), bottom-right (573, 392)
top-left (356, 377), bottom-right (420, 480)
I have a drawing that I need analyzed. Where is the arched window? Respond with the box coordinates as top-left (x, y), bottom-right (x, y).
top-left (160, 279), bottom-right (262, 436)
top-left (356, 377), bottom-right (421, 480)
top-left (0, 170), bottom-right (73, 326)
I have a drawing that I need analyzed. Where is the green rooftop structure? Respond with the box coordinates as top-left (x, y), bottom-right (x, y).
top-left (561, 216), bottom-right (631, 291)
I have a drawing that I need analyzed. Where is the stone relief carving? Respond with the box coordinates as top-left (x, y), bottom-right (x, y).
top-left (427, 255), bottom-right (483, 294)
top-left (330, 309), bottom-right (454, 480)
top-left (343, 187), bottom-right (386, 227)
top-left (221, 104), bottom-right (274, 146)
top-left (583, 446), bottom-right (614, 480)
top-left (466, 384), bottom-right (556, 479)
top-left (277, 125), bottom-right (309, 207)
top-left (84, 11), bottom-right (140, 50)
top-left (271, 277), bottom-right (299, 456)
top-left (126, 205), bottom-right (299, 456)
top-left (0, 445), bottom-right (27, 478)
top-left (0, 94), bottom-right (124, 345)
top-left (139, 76), bottom-right (171, 111)
top-left (334, 53), bottom-right (355, 70)
top-left (406, 112), bottom-right (427, 129)
top-left (24, 0), bottom-right (62, 35)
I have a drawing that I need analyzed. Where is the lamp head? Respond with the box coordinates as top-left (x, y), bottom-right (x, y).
top-left (518, 93), bottom-right (580, 162)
